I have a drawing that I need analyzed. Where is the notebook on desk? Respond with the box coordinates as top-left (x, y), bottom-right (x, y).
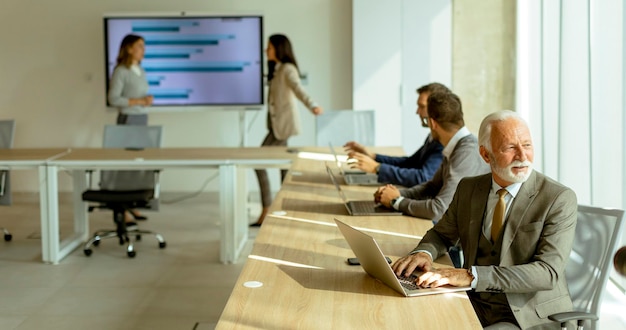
top-left (334, 218), bottom-right (471, 297)
top-left (328, 143), bottom-right (379, 186)
top-left (325, 164), bottom-right (402, 216)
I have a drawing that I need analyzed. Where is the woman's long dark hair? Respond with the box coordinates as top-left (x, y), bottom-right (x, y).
top-left (116, 34), bottom-right (144, 68)
top-left (267, 34), bottom-right (298, 81)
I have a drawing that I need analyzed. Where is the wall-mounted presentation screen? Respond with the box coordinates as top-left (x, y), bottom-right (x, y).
top-left (104, 15), bottom-right (264, 106)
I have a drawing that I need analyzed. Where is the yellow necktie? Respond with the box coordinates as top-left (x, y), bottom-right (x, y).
top-left (491, 189), bottom-right (507, 241)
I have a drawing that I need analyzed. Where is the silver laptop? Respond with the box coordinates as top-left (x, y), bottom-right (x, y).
top-left (334, 218), bottom-right (471, 297)
top-left (325, 164), bottom-right (402, 216)
top-left (328, 143), bottom-right (379, 186)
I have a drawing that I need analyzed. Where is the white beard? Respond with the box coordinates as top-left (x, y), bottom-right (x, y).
top-left (492, 160), bottom-right (533, 183)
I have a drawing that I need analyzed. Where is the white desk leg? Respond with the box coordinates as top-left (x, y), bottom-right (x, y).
top-left (72, 170), bottom-right (89, 241)
top-left (39, 165), bottom-right (60, 264)
top-left (54, 170), bottom-right (90, 262)
top-left (219, 164), bottom-right (248, 264)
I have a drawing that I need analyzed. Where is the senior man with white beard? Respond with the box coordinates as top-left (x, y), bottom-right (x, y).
top-left (392, 110), bottom-right (578, 330)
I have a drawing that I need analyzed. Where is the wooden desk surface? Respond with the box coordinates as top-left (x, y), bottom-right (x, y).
top-left (0, 148), bottom-right (71, 166)
top-left (217, 156), bottom-right (482, 329)
top-left (53, 147), bottom-right (295, 162)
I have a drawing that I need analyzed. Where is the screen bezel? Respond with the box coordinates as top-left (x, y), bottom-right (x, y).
top-left (103, 13), bottom-right (264, 107)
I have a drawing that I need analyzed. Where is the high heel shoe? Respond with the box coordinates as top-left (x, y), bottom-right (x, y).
top-left (129, 210), bottom-right (148, 221)
top-left (250, 207), bottom-right (269, 227)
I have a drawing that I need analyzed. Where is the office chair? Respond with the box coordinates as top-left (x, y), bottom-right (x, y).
top-left (0, 119), bottom-right (16, 241)
top-left (548, 205), bottom-right (625, 330)
top-left (82, 124), bottom-right (166, 258)
top-left (315, 109), bottom-right (375, 147)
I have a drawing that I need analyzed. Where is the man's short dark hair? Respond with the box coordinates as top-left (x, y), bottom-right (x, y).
top-left (427, 92), bottom-right (465, 131)
top-left (416, 82), bottom-right (450, 95)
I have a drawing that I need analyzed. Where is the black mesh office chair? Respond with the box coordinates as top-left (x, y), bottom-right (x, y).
top-left (82, 125), bottom-right (166, 258)
top-left (548, 205), bottom-right (625, 329)
top-left (0, 119), bottom-right (16, 241)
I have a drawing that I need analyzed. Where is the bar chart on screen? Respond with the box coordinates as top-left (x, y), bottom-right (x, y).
top-left (104, 14), bottom-right (264, 107)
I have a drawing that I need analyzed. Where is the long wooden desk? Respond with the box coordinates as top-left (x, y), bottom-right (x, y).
top-left (0, 148), bottom-right (71, 168)
top-left (216, 153), bottom-right (482, 329)
top-left (0, 147), bottom-right (294, 264)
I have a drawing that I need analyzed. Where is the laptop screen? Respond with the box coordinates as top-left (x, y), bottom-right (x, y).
top-left (328, 142), bottom-right (345, 175)
top-left (325, 164), bottom-right (349, 204)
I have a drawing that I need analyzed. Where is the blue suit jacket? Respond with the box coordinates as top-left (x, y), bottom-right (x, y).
top-left (375, 135), bottom-right (443, 187)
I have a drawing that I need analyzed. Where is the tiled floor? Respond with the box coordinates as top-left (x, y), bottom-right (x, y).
top-left (0, 192), bottom-right (258, 330)
top-left (0, 192), bottom-right (624, 330)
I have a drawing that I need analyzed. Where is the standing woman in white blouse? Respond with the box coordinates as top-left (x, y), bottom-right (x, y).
top-left (252, 34), bottom-right (323, 226)
top-left (108, 34), bottom-right (153, 126)
top-left (107, 34), bottom-right (153, 221)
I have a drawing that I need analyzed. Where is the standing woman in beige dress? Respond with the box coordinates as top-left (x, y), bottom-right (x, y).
top-left (251, 34), bottom-right (323, 226)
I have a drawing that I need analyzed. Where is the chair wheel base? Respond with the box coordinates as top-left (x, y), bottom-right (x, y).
top-left (83, 226), bottom-right (165, 259)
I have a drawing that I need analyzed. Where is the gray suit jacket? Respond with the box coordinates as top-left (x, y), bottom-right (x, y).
top-left (108, 65), bottom-right (149, 115)
top-left (267, 62), bottom-right (317, 140)
top-left (397, 134), bottom-right (490, 222)
top-left (415, 171), bottom-right (577, 329)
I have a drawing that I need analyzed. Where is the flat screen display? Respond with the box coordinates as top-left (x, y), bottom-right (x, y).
top-left (104, 15), bottom-right (264, 106)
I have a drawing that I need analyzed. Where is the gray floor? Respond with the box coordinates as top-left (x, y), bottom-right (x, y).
top-left (0, 192), bottom-right (625, 330)
top-left (0, 192), bottom-right (258, 330)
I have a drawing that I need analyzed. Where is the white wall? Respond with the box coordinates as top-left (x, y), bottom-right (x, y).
top-left (353, 0), bottom-right (402, 147)
top-left (0, 0), bottom-right (352, 193)
top-left (353, 0), bottom-right (451, 153)
top-left (400, 0), bottom-right (451, 154)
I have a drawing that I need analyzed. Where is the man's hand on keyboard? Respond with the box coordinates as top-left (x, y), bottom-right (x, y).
top-left (416, 268), bottom-right (473, 288)
top-left (392, 252), bottom-right (432, 278)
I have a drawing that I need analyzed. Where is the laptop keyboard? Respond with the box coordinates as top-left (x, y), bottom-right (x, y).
top-left (349, 201), bottom-right (377, 214)
top-left (346, 174), bottom-right (378, 185)
top-left (398, 274), bottom-right (419, 290)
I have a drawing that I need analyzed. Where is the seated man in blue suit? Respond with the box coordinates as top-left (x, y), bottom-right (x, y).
top-left (343, 82), bottom-right (449, 187)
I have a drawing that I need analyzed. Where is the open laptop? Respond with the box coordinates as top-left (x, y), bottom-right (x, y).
top-left (334, 218), bottom-right (471, 297)
top-left (328, 143), bottom-right (379, 186)
top-left (325, 164), bottom-right (402, 216)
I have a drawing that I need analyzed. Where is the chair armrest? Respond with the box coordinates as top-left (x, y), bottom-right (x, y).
top-left (548, 311), bottom-right (598, 327)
